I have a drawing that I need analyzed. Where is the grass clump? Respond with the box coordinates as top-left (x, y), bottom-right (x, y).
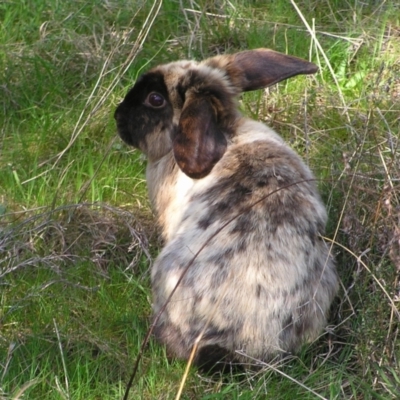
top-left (1, 0), bottom-right (399, 399)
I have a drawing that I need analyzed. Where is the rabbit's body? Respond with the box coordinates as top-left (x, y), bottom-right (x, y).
top-left (115, 49), bottom-right (338, 367)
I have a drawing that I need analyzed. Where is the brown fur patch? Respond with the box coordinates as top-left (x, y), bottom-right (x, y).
top-left (173, 95), bottom-right (227, 179)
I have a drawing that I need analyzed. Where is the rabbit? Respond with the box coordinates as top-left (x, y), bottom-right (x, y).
top-left (114, 48), bottom-right (338, 370)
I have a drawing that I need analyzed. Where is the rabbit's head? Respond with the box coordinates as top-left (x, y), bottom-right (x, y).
top-left (115, 49), bottom-right (317, 179)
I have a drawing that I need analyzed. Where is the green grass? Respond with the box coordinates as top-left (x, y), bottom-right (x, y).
top-left (1, 0), bottom-right (399, 399)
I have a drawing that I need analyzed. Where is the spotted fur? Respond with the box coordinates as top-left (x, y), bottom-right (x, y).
top-left (115, 49), bottom-right (338, 368)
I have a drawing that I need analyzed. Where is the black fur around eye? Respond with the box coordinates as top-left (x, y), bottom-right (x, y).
top-left (145, 92), bottom-right (166, 108)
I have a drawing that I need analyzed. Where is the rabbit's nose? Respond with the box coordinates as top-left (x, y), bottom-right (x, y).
top-left (114, 105), bottom-right (121, 120)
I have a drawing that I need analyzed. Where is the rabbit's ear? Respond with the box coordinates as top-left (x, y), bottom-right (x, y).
top-left (206, 49), bottom-right (318, 92)
top-left (173, 94), bottom-right (227, 179)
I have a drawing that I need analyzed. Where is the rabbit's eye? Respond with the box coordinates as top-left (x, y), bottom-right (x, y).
top-left (145, 92), bottom-right (166, 108)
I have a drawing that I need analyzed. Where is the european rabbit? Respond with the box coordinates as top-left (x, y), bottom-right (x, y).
top-left (115, 49), bottom-right (338, 369)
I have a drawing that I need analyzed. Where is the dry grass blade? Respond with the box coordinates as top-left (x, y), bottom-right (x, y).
top-left (323, 236), bottom-right (400, 320)
top-left (290, 0), bottom-right (351, 124)
top-left (175, 267), bottom-right (238, 400)
top-left (54, 318), bottom-right (70, 400)
top-left (0, 203), bottom-right (151, 285)
top-left (10, 379), bottom-right (40, 400)
top-left (237, 353), bottom-right (328, 400)
top-left (39, 0), bottom-right (163, 170)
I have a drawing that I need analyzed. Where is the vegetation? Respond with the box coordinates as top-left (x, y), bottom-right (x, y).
top-left (1, 0), bottom-right (399, 398)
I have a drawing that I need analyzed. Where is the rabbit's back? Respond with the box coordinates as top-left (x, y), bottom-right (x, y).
top-left (151, 120), bottom-right (337, 364)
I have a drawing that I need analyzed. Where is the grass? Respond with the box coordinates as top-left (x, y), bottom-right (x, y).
top-left (1, 0), bottom-right (399, 399)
